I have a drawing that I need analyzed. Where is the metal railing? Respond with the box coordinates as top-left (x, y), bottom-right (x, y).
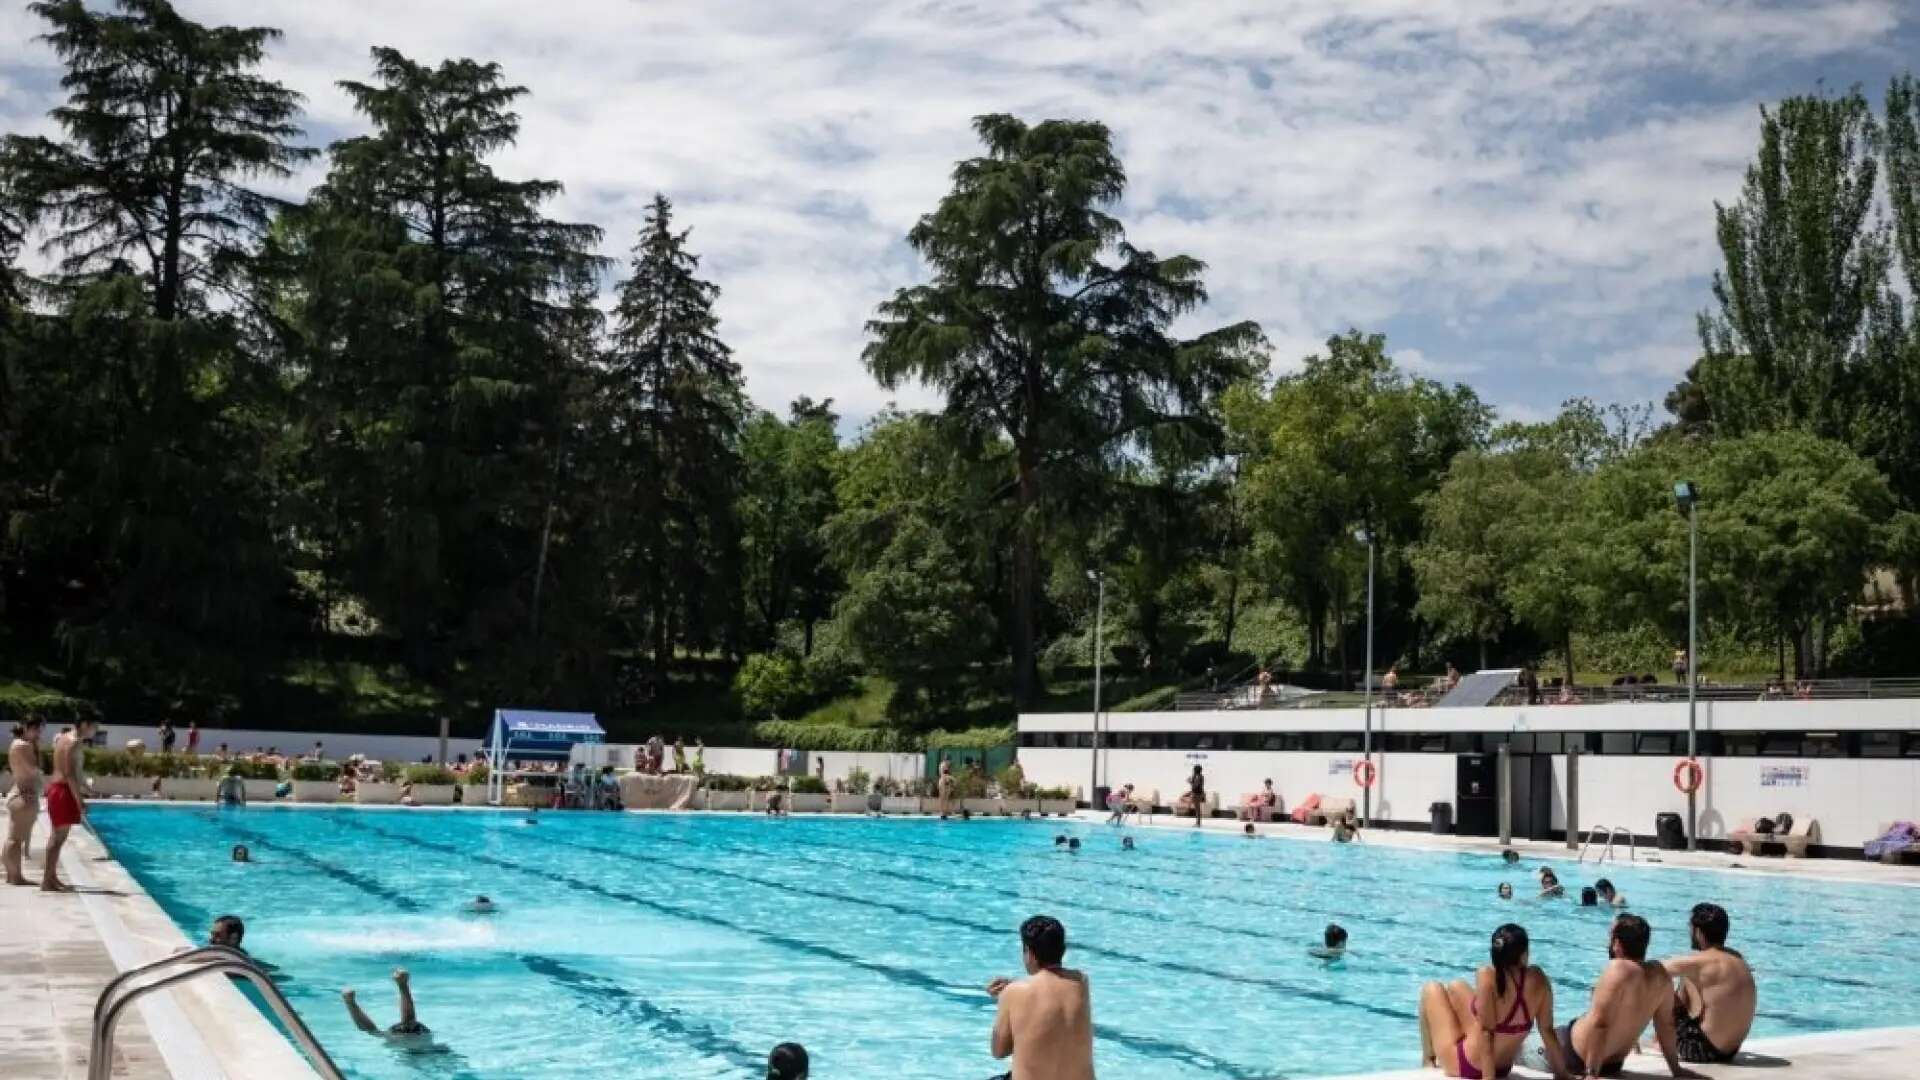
top-left (91, 945), bottom-right (346, 1080)
top-left (1179, 675), bottom-right (1920, 710)
top-left (1577, 825), bottom-right (1635, 865)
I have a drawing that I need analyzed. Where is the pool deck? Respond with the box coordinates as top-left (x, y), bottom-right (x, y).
top-left (0, 813), bottom-right (317, 1080)
top-left (4, 799), bottom-right (1916, 1079)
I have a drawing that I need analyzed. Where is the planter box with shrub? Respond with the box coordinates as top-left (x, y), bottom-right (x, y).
top-left (244, 779), bottom-right (282, 801)
top-left (290, 761), bottom-right (342, 803)
top-left (786, 793), bottom-right (829, 813)
top-left (402, 766), bottom-right (457, 805)
top-left (880, 796), bottom-right (921, 815)
top-left (704, 790), bottom-right (750, 811)
top-left (160, 778), bottom-right (217, 801)
top-left (355, 782), bottom-right (402, 805)
top-left (90, 776), bottom-right (151, 799)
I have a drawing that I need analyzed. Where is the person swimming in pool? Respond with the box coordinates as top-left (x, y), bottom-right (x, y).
top-left (1066, 838), bottom-right (1080, 854)
top-left (1497, 883), bottom-right (1514, 901)
top-left (1537, 867), bottom-right (1565, 899)
top-left (231, 844), bottom-right (251, 864)
top-left (465, 895), bottom-right (496, 914)
top-left (1580, 887), bottom-right (1599, 907)
top-left (1595, 878), bottom-right (1628, 908)
top-left (1309, 923), bottom-right (1349, 961)
top-left (1418, 923), bottom-right (1574, 1080)
top-left (1243, 823), bottom-right (1257, 838)
top-left (1054, 834), bottom-right (1068, 848)
top-left (1502, 849), bottom-right (1521, 865)
top-left (1121, 836), bottom-right (1135, 851)
top-left (343, 968), bottom-right (438, 1047)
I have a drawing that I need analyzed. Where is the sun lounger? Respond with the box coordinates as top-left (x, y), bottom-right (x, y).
top-left (1290, 793), bottom-right (1323, 825)
top-left (1238, 793), bottom-right (1282, 822)
top-left (1729, 815), bottom-right (1819, 858)
top-left (1306, 795), bottom-right (1355, 827)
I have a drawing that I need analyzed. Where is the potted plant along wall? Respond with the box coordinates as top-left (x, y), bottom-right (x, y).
top-left (1036, 786), bottom-right (1077, 816)
top-left (403, 764), bottom-right (457, 805)
top-left (84, 750), bottom-right (149, 799)
top-left (702, 774), bottom-right (752, 811)
top-left (159, 755), bottom-right (219, 801)
top-left (290, 760), bottom-right (343, 802)
top-left (876, 777), bottom-right (922, 815)
top-left (786, 775), bottom-right (830, 812)
top-left (224, 759), bottom-right (285, 801)
top-left (828, 767), bottom-right (872, 813)
top-left (354, 761), bottom-right (405, 804)
top-left (459, 763), bottom-right (490, 806)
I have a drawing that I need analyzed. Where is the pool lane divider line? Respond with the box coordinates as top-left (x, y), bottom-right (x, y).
top-left (638, 818), bottom-right (1833, 1032)
top-left (511, 828), bottom-right (1417, 1025)
top-left (519, 955), bottom-right (764, 1074)
top-left (327, 814), bottom-right (1272, 1079)
top-left (204, 815), bottom-right (426, 913)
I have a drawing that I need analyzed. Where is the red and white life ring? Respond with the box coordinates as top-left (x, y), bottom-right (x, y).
top-left (1352, 759), bottom-right (1378, 788)
top-left (1672, 758), bottom-right (1704, 795)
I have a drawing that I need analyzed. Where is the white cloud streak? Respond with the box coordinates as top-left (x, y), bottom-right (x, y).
top-left (0, 0), bottom-right (1906, 423)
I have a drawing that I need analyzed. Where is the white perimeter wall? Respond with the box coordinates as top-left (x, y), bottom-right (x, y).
top-left (96, 725), bottom-right (482, 764)
top-left (1016, 746), bottom-right (1920, 850)
top-left (584, 744), bottom-right (922, 784)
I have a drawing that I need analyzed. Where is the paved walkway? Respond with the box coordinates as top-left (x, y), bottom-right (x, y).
top-left (1333, 1026), bottom-right (1920, 1080)
top-left (0, 819), bottom-right (168, 1080)
top-left (0, 814), bottom-right (317, 1080)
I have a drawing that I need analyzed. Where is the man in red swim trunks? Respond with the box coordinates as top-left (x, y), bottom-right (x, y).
top-left (41, 719), bottom-right (97, 892)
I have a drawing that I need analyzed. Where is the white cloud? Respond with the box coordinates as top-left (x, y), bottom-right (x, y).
top-left (0, 0), bottom-right (1907, 426)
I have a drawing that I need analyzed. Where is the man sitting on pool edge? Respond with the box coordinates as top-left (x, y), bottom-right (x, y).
top-left (1660, 903), bottom-right (1754, 1066)
top-left (343, 968), bottom-right (437, 1048)
top-left (1559, 915), bottom-right (1705, 1079)
top-left (988, 914), bottom-right (1093, 1080)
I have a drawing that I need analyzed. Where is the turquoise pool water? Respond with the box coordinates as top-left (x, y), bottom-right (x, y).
top-left (89, 805), bottom-right (1920, 1079)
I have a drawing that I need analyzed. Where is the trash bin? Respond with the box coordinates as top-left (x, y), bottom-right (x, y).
top-left (1430, 801), bottom-right (1454, 834)
top-left (1655, 812), bottom-right (1686, 850)
top-left (1094, 785), bottom-right (1111, 811)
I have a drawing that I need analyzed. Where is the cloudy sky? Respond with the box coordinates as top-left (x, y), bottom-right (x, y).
top-left (3, 1), bottom-right (1915, 428)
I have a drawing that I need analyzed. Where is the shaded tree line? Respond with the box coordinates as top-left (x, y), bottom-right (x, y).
top-left (4, 4), bottom-right (1918, 737)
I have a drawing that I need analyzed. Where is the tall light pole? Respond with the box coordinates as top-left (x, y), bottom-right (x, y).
top-left (1674, 481), bottom-right (1700, 851)
top-left (1087, 569), bottom-right (1105, 805)
top-left (1355, 527), bottom-right (1376, 827)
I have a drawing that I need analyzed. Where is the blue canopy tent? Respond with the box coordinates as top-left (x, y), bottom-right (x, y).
top-left (484, 709), bottom-right (604, 805)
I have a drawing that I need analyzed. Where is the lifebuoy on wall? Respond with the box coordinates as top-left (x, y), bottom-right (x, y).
top-left (1673, 758), bottom-right (1704, 795)
top-left (1352, 758), bottom-right (1378, 788)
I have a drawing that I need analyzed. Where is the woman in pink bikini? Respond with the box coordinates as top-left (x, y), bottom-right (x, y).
top-left (1417, 924), bottom-right (1574, 1080)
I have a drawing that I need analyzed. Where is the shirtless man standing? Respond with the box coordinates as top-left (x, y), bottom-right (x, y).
top-left (936, 760), bottom-right (955, 819)
top-left (5, 719), bottom-right (44, 885)
top-left (1560, 915), bottom-right (1704, 1079)
top-left (40, 719), bottom-right (96, 892)
top-left (988, 915), bottom-right (1094, 1080)
top-left (1661, 903), bottom-right (1755, 1066)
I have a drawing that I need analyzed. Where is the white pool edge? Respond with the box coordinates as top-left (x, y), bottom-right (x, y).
top-left (66, 817), bottom-right (322, 1080)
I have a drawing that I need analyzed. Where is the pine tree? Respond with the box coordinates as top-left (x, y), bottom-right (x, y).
top-left (865, 115), bottom-right (1264, 705)
top-left (0, 0), bottom-right (308, 697)
top-left (1, 0), bottom-right (311, 319)
top-left (605, 194), bottom-right (748, 675)
top-left (281, 47), bottom-right (603, 683)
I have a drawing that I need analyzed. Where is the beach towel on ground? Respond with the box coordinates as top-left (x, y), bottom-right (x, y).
top-left (1864, 822), bottom-right (1919, 859)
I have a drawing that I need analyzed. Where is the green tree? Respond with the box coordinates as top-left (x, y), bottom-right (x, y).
top-left (739, 398), bottom-right (842, 653)
top-left (1678, 89), bottom-right (1904, 484)
top-left (831, 517), bottom-right (997, 721)
top-left (280, 47), bottom-right (603, 686)
top-left (864, 114), bottom-right (1264, 705)
top-left (0, 0), bottom-right (309, 698)
top-left (604, 194), bottom-right (748, 673)
top-left (2, 0), bottom-right (312, 319)
top-left (1227, 331), bottom-right (1488, 675)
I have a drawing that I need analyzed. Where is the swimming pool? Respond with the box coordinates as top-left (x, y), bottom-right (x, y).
top-left (88, 805), bottom-right (1920, 1079)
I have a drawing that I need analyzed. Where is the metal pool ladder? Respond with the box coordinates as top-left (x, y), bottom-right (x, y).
top-left (90, 945), bottom-right (347, 1080)
top-left (1577, 825), bottom-right (1636, 865)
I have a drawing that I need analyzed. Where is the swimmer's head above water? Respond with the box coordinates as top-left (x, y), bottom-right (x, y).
top-left (1502, 849), bottom-right (1520, 864)
top-left (1497, 882), bottom-right (1514, 900)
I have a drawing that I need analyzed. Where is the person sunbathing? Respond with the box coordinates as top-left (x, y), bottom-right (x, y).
top-left (1660, 903), bottom-right (1754, 1066)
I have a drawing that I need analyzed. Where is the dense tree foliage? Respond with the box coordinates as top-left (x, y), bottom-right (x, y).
top-left (4, 1), bottom-right (1920, 739)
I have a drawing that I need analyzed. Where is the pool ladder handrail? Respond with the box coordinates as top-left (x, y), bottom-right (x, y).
top-left (90, 945), bottom-right (347, 1080)
top-left (1577, 825), bottom-right (1636, 865)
